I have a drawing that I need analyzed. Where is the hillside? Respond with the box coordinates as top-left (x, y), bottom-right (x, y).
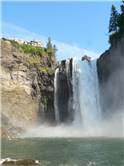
top-left (0, 38), bottom-right (56, 138)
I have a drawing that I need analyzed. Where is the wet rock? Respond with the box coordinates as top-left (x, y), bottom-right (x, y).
top-left (0, 158), bottom-right (45, 166)
top-left (97, 37), bottom-right (124, 117)
top-left (55, 59), bottom-right (74, 123)
top-left (81, 55), bottom-right (91, 61)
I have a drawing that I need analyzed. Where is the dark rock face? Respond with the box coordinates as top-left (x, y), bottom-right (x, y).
top-left (97, 38), bottom-right (124, 118)
top-left (81, 55), bottom-right (91, 62)
top-left (55, 59), bottom-right (73, 123)
top-left (31, 71), bottom-right (55, 124)
top-left (36, 71), bottom-right (55, 123)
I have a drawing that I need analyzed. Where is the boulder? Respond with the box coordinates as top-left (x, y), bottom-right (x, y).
top-left (0, 158), bottom-right (44, 166)
top-left (81, 55), bottom-right (91, 61)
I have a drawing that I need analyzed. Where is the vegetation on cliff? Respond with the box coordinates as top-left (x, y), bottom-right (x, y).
top-left (1, 37), bottom-right (56, 137)
top-left (109, 1), bottom-right (124, 45)
top-left (9, 37), bottom-right (57, 58)
top-left (2, 37), bottom-right (57, 75)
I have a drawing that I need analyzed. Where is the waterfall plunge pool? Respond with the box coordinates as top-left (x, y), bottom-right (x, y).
top-left (1, 137), bottom-right (124, 166)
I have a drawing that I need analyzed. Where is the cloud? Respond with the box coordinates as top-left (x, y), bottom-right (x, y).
top-left (1, 22), bottom-right (100, 60)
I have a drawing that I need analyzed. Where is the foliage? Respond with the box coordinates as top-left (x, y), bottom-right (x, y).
top-left (20, 44), bottom-right (46, 56)
top-left (46, 37), bottom-right (57, 57)
top-left (46, 37), bottom-right (53, 52)
top-left (26, 56), bottom-right (42, 67)
top-left (109, 5), bottom-right (118, 33)
top-left (38, 66), bottom-right (54, 74)
top-left (24, 56), bottom-right (54, 74)
top-left (118, 1), bottom-right (124, 35)
top-left (10, 38), bottom-right (57, 58)
top-left (109, 32), bottom-right (122, 45)
top-left (109, 1), bottom-right (124, 44)
top-left (8, 38), bottom-right (56, 74)
top-left (10, 40), bottom-right (20, 49)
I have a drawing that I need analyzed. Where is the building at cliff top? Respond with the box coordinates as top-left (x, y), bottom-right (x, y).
top-left (29, 40), bottom-right (43, 47)
top-left (14, 38), bottom-right (43, 47)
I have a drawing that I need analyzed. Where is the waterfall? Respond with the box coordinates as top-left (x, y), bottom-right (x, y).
top-left (54, 58), bottom-right (101, 129)
top-left (54, 68), bottom-right (60, 123)
top-left (72, 58), bottom-right (101, 128)
top-left (25, 58), bottom-right (122, 138)
top-left (26, 57), bottom-right (123, 138)
top-left (54, 60), bottom-right (73, 123)
top-left (66, 59), bottom-right (73, 122)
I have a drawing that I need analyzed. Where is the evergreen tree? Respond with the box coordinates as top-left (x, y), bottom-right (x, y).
top-left (118, 0), bottom-right (124, 35)
top-left (121, 0), bottom-right (124, 13)
top-left (46, 37), bottom-right (53, 53)
top-left (53, 44), bottom-right (57, 56)
top-left (109, 1), bottom-right (124, 44)
top-left (46, 37), bottom-right (57, 57)
top-left (109, 5), bottom-right (118, 33)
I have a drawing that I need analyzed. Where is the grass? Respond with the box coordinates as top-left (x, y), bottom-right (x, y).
top-left (9, 39), bottom-right (52, 57)
top-left (20, 44), bottom-right (46, 56)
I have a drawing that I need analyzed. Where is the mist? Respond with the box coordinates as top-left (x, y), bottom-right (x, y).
top-left (22, 55), bottom-right (124, 138)
top-left (22, 111), bottom-right (123, 138)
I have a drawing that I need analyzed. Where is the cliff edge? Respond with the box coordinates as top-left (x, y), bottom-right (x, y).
top-left (97, 37), bottom-right (124, 117)
top-left (0, 38), bottom-right (56, 138)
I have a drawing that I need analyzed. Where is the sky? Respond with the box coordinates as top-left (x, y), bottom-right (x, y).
top-left (1, 0), bottom-right (121, 60)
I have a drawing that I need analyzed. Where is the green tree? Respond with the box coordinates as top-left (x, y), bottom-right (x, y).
top-left (46, 37), bottom-right (53, 53)
top-left (46, 37), bottom-right (57, 57)
top-left (52, 44), bottom-right (57, 57)
top-left (109, 5), bottom-right (118, 33)
top-left (118, 1), bottom-right (124, 35)
top-left (121, 0), bottom-right (124, 12)
top-left (109, 1), bottom-right (124, 44)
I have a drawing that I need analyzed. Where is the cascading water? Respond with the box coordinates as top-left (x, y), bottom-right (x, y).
top-left (54, 68), bottom-right (60, 123)
top-left (24, 57), bottom-right (123, 137)
top-left (54, 57), bottom-right (101, 129)
top-left (72, 58), bottom-right (101, 129)
top-left (54, 60), bottom-right (73, 123)
top-left (65, 59), bottom-right (74, 122)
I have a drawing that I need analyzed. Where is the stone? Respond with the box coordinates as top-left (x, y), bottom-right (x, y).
top-left (0, 158), bottom-right (44, 166)
top-left (81, 55), bottom-right (91, 61)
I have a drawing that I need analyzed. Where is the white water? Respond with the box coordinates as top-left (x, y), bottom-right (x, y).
top-left (72, 58), bottom-right (101, 128)
top-left (24, 58), bottom-right (123, 137)
top-left (54, 68), bottom-right (60, 123)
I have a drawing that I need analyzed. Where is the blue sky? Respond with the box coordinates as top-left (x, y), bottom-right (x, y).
top-left (1, 1), bottom-right (121, 60)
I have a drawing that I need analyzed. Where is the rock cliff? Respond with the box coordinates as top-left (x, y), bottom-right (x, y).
top-left (55, 59), bottom-right (73, 123)
top-left (1, 35), bottom-right (124, 137)
top-left (0, 38), bottom-right (56, 137)
top-left (97, 37), bottom-right (124, 118)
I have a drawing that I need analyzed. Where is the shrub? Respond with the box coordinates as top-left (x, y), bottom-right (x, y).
top-left (21, 44), bottom-right (44, 56)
